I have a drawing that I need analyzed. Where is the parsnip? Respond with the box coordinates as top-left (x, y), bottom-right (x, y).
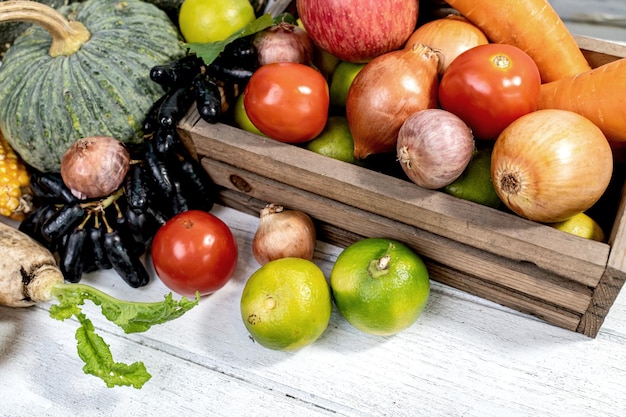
top-left (0, 221), bottom-right (199, 388)
top-left (0, 220), bottom-right (64, 307)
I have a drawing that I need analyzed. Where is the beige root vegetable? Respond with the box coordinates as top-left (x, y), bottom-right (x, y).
top-left (0, 220), bottom-right (199, 389)
top-left (0, 220), bottom-right (64, 307)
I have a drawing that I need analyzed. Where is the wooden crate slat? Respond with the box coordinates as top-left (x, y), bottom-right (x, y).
top-left (179, 117), bottom-right (610, 288)
top-left (575, 34), bottom-right (626, 67)
top-left (426, 263), bottom-right (582, 332)
top-left (174, 25), bottom-right (626, 338)
top-left (577, 182), bottom-right (626, 336)
top-left (201, 157), bottom-right (594, 315)
top-left (217, 187), bottom-right (584, 332)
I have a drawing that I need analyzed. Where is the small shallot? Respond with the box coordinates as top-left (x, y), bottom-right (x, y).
top-left (60, 136), bottom-right (131, 199)
top-left (252, 203), bottom-right (316, 265)
top-left (397, 109), bottom-right (474, 189)
top-left (253, 22), bottom-right (314, 66)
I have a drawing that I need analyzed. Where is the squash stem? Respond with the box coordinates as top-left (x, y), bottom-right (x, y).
top-left (0, 1), bottom-right (90, 57)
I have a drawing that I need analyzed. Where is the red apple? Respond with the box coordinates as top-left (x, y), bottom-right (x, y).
top-left (296, 0), bottom-right (419, 63)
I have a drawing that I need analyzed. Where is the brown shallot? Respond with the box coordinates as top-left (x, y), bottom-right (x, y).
top-left (346, 43), bottom-right (440, 160)
top-left (253, 22), bottom-right (314, 66)
top-left (60, 136), bottom-right (131, 200)
top-left (252, 203), bottom-right (316, 265)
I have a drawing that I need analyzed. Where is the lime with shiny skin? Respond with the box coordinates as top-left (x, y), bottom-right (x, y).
top-left (329, 61), bottom-right (366, 107)
top-left (306, 116), bottom-right (359, 164)
top-left (240, 257), bottom-right (332, 351)
top-left (178, 0), bottom-right (256, 43)
top-left (443, 147), bottom-right (502, 209)
top-left (233, 93), bottom-right (265, 136)
top-left (330, 238), bottom-right (430, 336)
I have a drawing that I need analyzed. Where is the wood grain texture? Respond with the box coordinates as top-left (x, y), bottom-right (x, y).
top-left (218, 186), bottom-right (587, 332)
top-left (203, 160), bottom-right (593, 313)
top-left (576, 35), bottom-right (626, 66)
top-left (178, 117), bottom-right (611, 289)
top-left (2, 206), bottom-right (626, 417)
top-left (578, 182), bottom-right (626, 336)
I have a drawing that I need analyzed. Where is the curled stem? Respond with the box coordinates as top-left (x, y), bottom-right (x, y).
top-left (0, 1), bottom-right (91, 57)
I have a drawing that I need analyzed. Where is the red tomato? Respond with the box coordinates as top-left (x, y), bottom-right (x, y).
top-left (244, 62), bottom-right (329, 143)
top-left (151, 210), bottom-right (238, 297)
top-left (438, 44), bottom-right (541, 140)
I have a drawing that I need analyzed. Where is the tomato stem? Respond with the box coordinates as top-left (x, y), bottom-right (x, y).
top-left (492, 54), bottom-right (511, 70)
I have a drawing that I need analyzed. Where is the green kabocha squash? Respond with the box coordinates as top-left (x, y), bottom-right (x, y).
top-left (0, 0), bottom-right (186, 172)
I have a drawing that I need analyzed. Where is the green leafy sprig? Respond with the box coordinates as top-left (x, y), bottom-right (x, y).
top-left (184, 13), bottom-right (297, 65)
top-left (50, 284), bottom-right (199, 389)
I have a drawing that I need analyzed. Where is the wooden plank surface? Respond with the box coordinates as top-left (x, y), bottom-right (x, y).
top-left (202, 158), bottom-right (592, 322)
top-left (2, 206), bottom-right (626, 417)
top-left (178, 116), bottom-right (611, 288)
top-left (218, 188), bottom-right (586, 332)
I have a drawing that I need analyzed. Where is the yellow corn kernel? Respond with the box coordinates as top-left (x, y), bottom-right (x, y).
top-left (0, 133), bottom-right (32, 220)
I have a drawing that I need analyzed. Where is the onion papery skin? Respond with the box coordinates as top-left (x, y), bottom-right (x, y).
top-left (405, 15), bottom-right (488, 76)
top-left (60, 136), bottom-right (131, 200)
top-left (397, 109), bottom-right (475, 189)
top-left (491, 109), bottom-right (613, 223)
top-left (253, 22), bottom-right (314, 66)
top-left (252, 204), bottom-right (317, 265)
top-left (346, 43), bottom-right (440, 160)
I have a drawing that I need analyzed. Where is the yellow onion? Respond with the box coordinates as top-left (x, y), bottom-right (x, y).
top-left (491, 109), bottom-right (613, 223)
top-left (252, 203), bottom-right (316, 265)
top-left (60, 136), bottom-right (130, 200)
top-left (346, 43), bottom-right (440, 160)
top-left (405, 15), bottom-right (489, 76)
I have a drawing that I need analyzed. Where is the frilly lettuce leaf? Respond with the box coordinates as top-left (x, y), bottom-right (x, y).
top-left (49, 283), bottom-right (200, 389)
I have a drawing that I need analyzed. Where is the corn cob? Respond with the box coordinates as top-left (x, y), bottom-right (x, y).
top-left (0, 132), bottom-right (32, 220)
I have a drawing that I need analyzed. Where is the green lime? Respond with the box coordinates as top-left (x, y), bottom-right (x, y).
top-left (178, 0), bottom-right (256, 43)
top-left (233, 93), bottom-right (265, 136)
top-left (443, 147), bottom-right (502, 209)
top-left (306, 116), bottom-right (360, 164)
top-left (549, 212), bottom-right (605, 242)
top-left (240, 258), bottom-right (332, 351)
top-left (329, 61), bottom-right (366, 107)
top-left (330, 238), bottom-right (430, 336)
top-left (315, 48), bottom-right (341, 80)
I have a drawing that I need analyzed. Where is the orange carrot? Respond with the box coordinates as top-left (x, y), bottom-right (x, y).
top-left (537, 58), bottom-right (626, 143)
top-left (444, 0), bottom-right (591, 82)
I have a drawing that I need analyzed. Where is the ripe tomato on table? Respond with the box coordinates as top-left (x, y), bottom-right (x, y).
top-left (243, 62), bottom-right (329, 144)
top-left (438, 44), bottom-right (541, 140)
top-left (151, 210), bottom-right (238, 297)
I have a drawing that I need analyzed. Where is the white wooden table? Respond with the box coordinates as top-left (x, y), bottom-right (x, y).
top-left (1, 204), bottom-right (625, 417)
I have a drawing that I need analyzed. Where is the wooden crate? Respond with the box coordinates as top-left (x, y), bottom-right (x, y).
top-left (178, 35), bottom-right (626, 338)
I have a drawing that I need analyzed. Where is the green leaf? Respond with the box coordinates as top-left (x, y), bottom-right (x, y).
top-left (185, 13), bottom-right (296, 65)
top-left (51, 284), bottom-right (200, 334)
top-left (49, 283), bottom-right (200, 388)
top-left (97, 291), bottom-right (201, 334)
top-left (49, 301), bottom-right (81, 321)
top-left (74, 312), bottom-right (151, 389)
